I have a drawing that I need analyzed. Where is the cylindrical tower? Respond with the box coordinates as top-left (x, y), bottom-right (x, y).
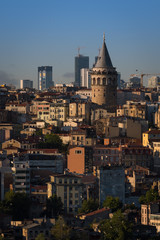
top-left (91, 35), bottom-right (117, 112)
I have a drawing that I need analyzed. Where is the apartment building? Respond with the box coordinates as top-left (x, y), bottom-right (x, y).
top-left (47, 173), bottom-right (83, 214)
top-left (93, 145), bottom-right (121, 166)
top-left (120, 145), bottom-right (153, 169)
top-left (117, 101), bottom-right (146, 120)
top-left (67, 146), bottom-right (93, 174)
top-left (143, 129), bottom-right (160, 147)
top-left (5, 102), bottom-right (30, 114)
top-left (69, 102), bottom-right (90, 124)
top-left (70, 128), bottom-right (96, 146)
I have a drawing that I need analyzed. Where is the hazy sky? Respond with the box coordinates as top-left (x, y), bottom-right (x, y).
top-left (0, 0), bottom-right (160, 88)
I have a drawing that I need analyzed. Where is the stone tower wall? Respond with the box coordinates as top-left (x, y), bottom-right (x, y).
top-left (91, 67), bottom-right (117, 112)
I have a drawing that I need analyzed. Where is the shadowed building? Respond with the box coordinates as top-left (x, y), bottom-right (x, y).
top-left (38, 66), bottom-right (53, 90)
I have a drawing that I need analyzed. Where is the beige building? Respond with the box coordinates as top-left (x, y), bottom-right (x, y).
top-left (125, 165), bottom-right (151, 193)
top-left (50, 99), bottom-right (69, 122)
top-left (2, 139), bottom-right (21, 149)
top-left (20, 127), bottom-right (36, 137)
top-left (5, 102), bottom-right (30, 114)
top-left (69, 102), bottom-right (90, 124)
top-left (70, 128), bottom-right (96, 146)
top-left (47, 173), bottom-right (83, 214)
top-left (117, 101), bottom-right (146, 120)
top-left (22, 220), bottom-right (54, 240)
top-left (76, 89), bottom-right (92, 98)
top-left (143, 129), bottom-right (160, 147)
top-left (141, 203), bottom-right (160, 232)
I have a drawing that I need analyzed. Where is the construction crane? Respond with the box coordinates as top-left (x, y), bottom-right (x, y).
top-left (77, 46), bottom-right (85, 56)
top-left (130, 73), bottom-right (160, 87)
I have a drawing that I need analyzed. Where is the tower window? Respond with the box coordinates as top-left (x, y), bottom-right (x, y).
top-left (93, 78), bottom-right (96, 85)
top-left (103, 78), bottom-right (106, 85)
top-left (97, 78), bottom-right (100, 85)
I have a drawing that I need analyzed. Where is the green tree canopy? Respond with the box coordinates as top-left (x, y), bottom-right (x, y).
top-left (139, 188), bottom-right (160, 204)
top-left (46, 194), bottom-right (63, 218)
top-left (99, 210), bottom-right (133, 240)
top-left (78, 198), bottom-right (99, 214)
top-left (103, 196), bottom-right (122, 212)
top-left (38, 133), bottom-right (69, 153)
top-left (2, 191), bottom-right (31, 220)
top-left (51, 216), bottom-right (71, 240)
top-left (35, 233), bottom-right (45, 240)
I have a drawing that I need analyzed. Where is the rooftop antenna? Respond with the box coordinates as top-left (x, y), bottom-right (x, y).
top-left (77, 46), bottom-right (85, 56)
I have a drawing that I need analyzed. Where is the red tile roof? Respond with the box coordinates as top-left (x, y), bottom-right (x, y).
top-left (83, 208), bottom-right (109, 217)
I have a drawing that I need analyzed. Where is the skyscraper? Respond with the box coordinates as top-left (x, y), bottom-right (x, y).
top-left (20, 79), bottom-right (33, 89)
top-left (91, 35), bottom-right (117, 112)
top-left (75, 55), bottom-right (89, 87)
top-left (38, 66), bottom-right (53, 90)
top-left (80, 68), bottom-right (91, 88)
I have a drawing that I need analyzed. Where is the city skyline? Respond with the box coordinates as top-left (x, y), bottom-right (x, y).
top-left (0, 0), bottom-right (160, 87)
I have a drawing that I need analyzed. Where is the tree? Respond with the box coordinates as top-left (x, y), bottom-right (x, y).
top-left (78, 198), bottom-right (99, 214)
top-left (2, 191), bottom-right (31, 220)
top-left (99, 210), bottom-right (133, 240)
top-left (51, 216), bottom-right (71, 240)
top-left (139, 188), bottom-right (160, 204)
top-left (46, 194), bottom-right (63, 218)
top-left (103, 196), bottom-right (122, 212)
top-left (35, 233), bottom-right (45, 240)
top-left (36, 129), bottom-right (43, 136)
top-left (38, 134), bottom-right (63, 151)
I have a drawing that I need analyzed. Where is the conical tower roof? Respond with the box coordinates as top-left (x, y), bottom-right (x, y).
top-left (95, 34), bottom-right (113, 68)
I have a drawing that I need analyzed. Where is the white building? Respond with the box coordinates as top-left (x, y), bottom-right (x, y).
top-left (20, 79), bottom-right (33, 89)
top-left (80, 68), bottom-right (91, 88)
top-left (148, 76), bottom-right (160, 88)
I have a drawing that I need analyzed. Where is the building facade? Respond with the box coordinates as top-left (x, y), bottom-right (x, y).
top-left (47, 173), bottom-right (83, 214)
top-left (75, 55), bottom-right (89, 87)
top-left (20, 80), bottom-right (33, 89)
top-left (80, 68), bottom-right (91, 88)
top-left (96, 166), bottom-right (125, 205)
top-left (38, 66), bottom-right (53, 90)
top-left (67, 146), bottom-right (93, 174)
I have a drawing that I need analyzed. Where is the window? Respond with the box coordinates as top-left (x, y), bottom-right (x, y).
top-left (75, 150), bottom-right (82, 154)
top-left (59, 179), bottom-right (62, 184)
top-left (69, 193), bottom-right (72, 198)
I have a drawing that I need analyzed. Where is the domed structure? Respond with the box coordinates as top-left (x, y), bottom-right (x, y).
top-left (91, 35), bottom-right (117, 112)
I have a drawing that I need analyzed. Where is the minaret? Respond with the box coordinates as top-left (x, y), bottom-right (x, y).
top-left (91, 34), bottom-right (117, 112)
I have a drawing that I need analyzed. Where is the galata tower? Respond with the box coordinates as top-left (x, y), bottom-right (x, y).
top-left (91, 35), bottom-right (117, 112)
